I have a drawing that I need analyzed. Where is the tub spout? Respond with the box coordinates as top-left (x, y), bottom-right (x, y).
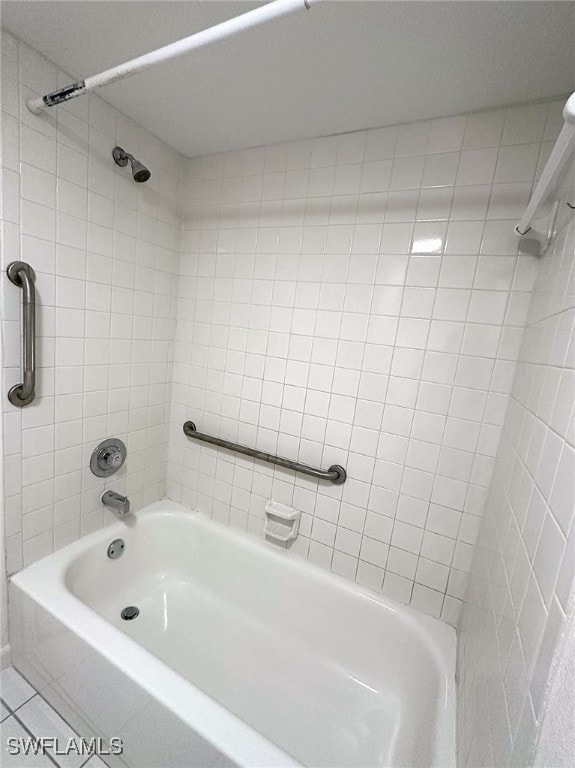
top-left (101, 490), bottom-right (131, 517)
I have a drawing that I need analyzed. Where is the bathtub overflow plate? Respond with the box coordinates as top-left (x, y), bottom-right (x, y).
top-left (107, 539), bottom-right (125, 559)
top-left (121, 606), bottom-right (139, 621)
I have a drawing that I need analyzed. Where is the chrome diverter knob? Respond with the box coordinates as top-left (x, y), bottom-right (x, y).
top-left (90, 438), bottom-right (127, 477)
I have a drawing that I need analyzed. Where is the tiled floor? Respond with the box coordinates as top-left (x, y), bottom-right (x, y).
top-left (0, 667), bottom-right (107, 768)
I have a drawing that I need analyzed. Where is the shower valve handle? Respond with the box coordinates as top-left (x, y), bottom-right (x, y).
top-left (100, 447), bottom-right (123, 469)
top-left (90, 438), bottom-right (127, 478)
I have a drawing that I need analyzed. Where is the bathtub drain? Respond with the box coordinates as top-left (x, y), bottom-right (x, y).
top-left (121, 606), bottom-right (139, 621)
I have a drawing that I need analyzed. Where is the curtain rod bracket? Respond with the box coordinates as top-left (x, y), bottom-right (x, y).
top-left (516, 91), bottom-right (575, 238)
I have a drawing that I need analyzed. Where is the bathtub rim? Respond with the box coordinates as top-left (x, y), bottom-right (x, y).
top-left (10, 498), bottom-right (456, 768)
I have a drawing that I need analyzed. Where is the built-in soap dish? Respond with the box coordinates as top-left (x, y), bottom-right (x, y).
top-left (264, 500), bottom-right (301, 543)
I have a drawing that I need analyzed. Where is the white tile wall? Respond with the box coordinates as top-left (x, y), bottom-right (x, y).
top-left (167, 99), bottom-right (564, 624)
top-left (457, 162), bottom-right (575, 766)
top-left (3, 27), bottom-right (573, 768)
top-left (1, 31), bottom-right (183, 574)
top-left (1, 32), bottom-right (568, 650)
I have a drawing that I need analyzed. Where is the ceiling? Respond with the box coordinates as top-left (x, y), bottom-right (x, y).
top-left (3, 1), bottom-right (574, 157)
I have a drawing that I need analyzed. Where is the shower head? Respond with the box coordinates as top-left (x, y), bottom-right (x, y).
top-left (130, 159), bottom-right (151, 183)
top-left (112, 146), bottom-right (151, 183)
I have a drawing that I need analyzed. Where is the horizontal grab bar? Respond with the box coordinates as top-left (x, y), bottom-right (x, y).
top-left (7, 261), bottom-right (36, 408)
top-left (183, 421), bottom-right (346, 485)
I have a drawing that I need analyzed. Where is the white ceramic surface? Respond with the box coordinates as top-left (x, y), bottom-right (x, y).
top-left (10, 499), bottom-right (455, 767)
top-left (457, 163), bottom-right (575, 768)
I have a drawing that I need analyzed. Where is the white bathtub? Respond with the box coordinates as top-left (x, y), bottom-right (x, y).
top-left (9, 500), bottom-right (455, 768)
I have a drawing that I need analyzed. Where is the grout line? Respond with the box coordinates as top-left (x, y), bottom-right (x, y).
top-left (10, 703), bottom-right (62, 768)
top-left (8, 691), bottom-right (38, 716)
top-left (6, 680), bottom-right (104, 768)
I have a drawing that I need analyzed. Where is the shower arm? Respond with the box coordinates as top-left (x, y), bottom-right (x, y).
top-left (27, 0), bottom-right (316, 114)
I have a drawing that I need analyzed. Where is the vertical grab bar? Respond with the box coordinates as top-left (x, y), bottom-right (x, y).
top-left (7, 261), bottom-right (36, 407)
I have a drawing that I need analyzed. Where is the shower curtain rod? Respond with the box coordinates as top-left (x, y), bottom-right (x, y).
top-left (516, 91), bottom-right (575, 236)
top-left (27, 0), bottom-right (316, 114)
